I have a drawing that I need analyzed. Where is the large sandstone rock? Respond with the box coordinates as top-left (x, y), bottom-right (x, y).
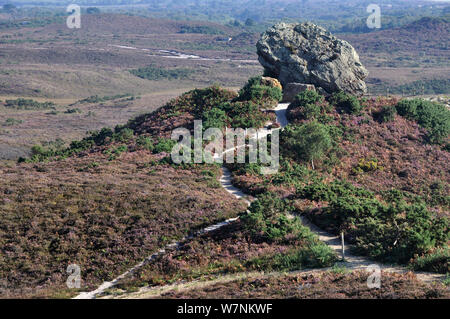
top-left (257, 22), bottom-right (369, 96)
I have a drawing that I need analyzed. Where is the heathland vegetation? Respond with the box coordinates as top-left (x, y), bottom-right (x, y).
top-left (3, 75), bottom-right (447, 298)
top-left (0, 2), bottom-right (449, 299)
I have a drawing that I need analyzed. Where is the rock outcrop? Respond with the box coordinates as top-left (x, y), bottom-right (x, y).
top-left (257, 22), bottom-right (369, 96)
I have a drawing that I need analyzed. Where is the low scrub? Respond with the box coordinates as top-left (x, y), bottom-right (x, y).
top-left (395, 98), bottom-right (450, 144)
top-left (235, 76), bottom-right (282, 108)
top-left (329, 91), bottom-right (363, 114)
top-left (410, 248), bottom-right (449, 274)
top-left (298, 180), bottom-right (449, 266)
top-left (4, 98), bottom-right (56, 110)
top-left (130, 65), bottom-right (192, 81)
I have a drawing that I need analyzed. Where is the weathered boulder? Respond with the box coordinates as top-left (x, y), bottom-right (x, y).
top-left (282, 83), bottom-right (316, 102)
top-left (257, 22), bottom-right (369, 96)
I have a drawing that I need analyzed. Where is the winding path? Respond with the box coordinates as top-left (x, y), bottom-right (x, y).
top-left (74, 104), bottom-right (289, 299)
top-left (76, 102), bottom-right (444, 299)
top-left (219, 102), bottom-right (445, 285)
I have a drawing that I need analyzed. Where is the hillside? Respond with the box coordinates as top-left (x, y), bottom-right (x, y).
top-left (340, 16), bottom-right (450, 95)
top-left (1, 77), bottom-right (448, 298)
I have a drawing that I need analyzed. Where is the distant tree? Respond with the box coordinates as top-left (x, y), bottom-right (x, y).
top-left (232, 20), bottom-right (242, 27)
top-left (86, 7), bottom-right (101, 14)
top-left (245, 18), bottom-right (255, 26)
top-left (3, 3), bottom-right (16, 13)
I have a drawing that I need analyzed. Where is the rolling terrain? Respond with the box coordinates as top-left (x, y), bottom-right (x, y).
top-left (1, 77), bottom-right (448, 298)
top-left (0, 7), bottom-right (449, 300)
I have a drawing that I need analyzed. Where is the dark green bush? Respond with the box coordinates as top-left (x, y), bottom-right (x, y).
top-left (246, 243), bottom-right (336, 271)
top-left (114, 127), bottom-right (134, 142)
top-left (202, 107), bottom-right (228, 131)
top-left (130, 65), bottom-right (192, 81)
top-left (330, 91), bottom-right (362, 114)
top-left (299, 179), bottom-right (449, 266)
top-left (410, 248), bottom-right (449, 274)
top-left (376, 105), bottom-right (397, 123)
top-left (236, 76), bottom-right (282, 107)
top-left (153, 138), bottom-right (177, 154)
top-left (281, 122), bottom-right (332, 168)
top-left (136, 136), bottom-right (154, 151)
top-left (395, 99), bottom-right (450, 144)
top-left (5, 98), bottom-right (56, 110)
top-left (292, 90), bottom-right (324, 107)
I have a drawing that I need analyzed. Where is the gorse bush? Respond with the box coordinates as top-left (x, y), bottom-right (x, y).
top-left (292, 90), bottom-right (324, 107)
top-left (241, 192), bottom-right (293, 242)
top-left (376, 105), bottom-right (397, 123)
top-left (4, 98), bottom-right (56, 110)
top-left (221, 101), bottom-right (270, 128)
top-left (329, 91), bottom-right (362, 114)
top-left (281, 122), bottom-right (332, 169)
top-left (236, 76), bottom-right (282, 108)
top-left (246, 243), bottom-right (336, 271)
top-left (395, 98), bottom-right (450, 144)
top-left (202, 107), bottom-right (227, 131)
top-left (179, 25), bottom-right (224, 35)
top-left (353, 158), bottom-right (383, 174)
top-left (76, 93), bottom-right (133, 104)
top-left (410, 247), bottom-right (449, 274)
top-left (153, 138), bottom-right (177, 154)
top-left (130, 65), bottom-right (192, 81)
top-left (287, 90), bottom-right (333, 123)
top-left (240, 192), bottom-right (336, 268)
top-left (3, 118), bottom-right (22, 126)
top-left (136, 136), bottom-right (154, 151)
top-left (298, 179), bottom-right (449, 265)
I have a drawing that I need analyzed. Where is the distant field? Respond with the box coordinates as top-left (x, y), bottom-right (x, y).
top-left (0, 13), bottom-right (448, 160)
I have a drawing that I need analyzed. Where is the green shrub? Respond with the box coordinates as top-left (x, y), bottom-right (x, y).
top-left (179, 25), bottom-right (224, 35)
top-left (130, 65), bottom-right (192, 81)
top-left (202, 107), bottom-right (228, 130)
top-left (153, 138), bottom-right (177, 154)
top-left (395, 99), bottom-right (450, 144)
top-left (353, 158), bottom-right (383, 174)
top-left (114, 127), bottom-right (134, 142)
top-left (241, 192), bottom-right (292, 241)
top-left (236, 76), bottom-right (282, 108)
top-left (330, 91), bottom-right (362, 114)
top-left (376, 105), bottom-right (397, 123)
top-left (3, 118), bottom-right (22, 126)
top-left (220, 101), bottom-right (270, 129)
top-left (292, 90), bottom-right (324, 107)
top-left (4, 98), bottom-right (56, 110)
top-left (282, 122), bottom-right (332, 169)
top-left (246, 243), bottom-right (336, 271)
top-left (136, 136), bottom-right (154, 151)
top-left (410, 248), bottom-right (449, 274)
top-left (396, 99), bottom-right (421, 119)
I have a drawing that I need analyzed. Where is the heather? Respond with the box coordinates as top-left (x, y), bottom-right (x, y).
top-left (22, 82), bottom-right (279, 164)
top-left (227, 92), bottom-right (449, 270)
top-left (2, 80), bottom-right (449, 299)
top-left (0, 152), bottom-right (247, 298)
top-left (113, 202), bottom-right (336, 293)
top-left (395, 98), bottom-right (450, 144)
top-left (160, 271), bottom-right (450, 299)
